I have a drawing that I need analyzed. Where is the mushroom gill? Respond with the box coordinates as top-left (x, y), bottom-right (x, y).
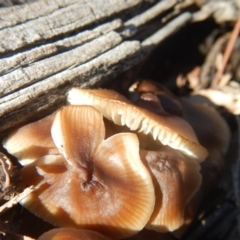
top-left (12, 105), bottom-right (155, 239)
top-left (68, 88), bottom-right (208, 162)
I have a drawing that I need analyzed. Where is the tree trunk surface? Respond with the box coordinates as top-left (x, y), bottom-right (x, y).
top-left (0, 0), bottom-right (238, 134)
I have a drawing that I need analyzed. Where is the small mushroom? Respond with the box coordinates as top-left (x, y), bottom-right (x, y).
top-left (129, 81), bottom-right (230, 233)
top-left (38, 228), bottom-right (113, 240)
top-left (174, 99), bottom-right (231, 232)
top-left (126, 227), bottom-right (178, 240)
top-left (102, 118), bottom-right (202, 232)
top-left (68, 88), bottom-right (208, 162)
top-left (129, 80), bottom-right (161, 93)
top-left (134, 92), bottom-right (169, 117)
top-left (13, 105), bottom-right (155, 239)
top-left (180, 99), bottom-right (230, 154)
top-left (3, 112), bottom-right (58, 166)
top-left (140, 147), bottom-right (201, 232)
top-left (129, 80), bottom-right (183, 117)
top-left (71, 89), bottom-right (203, 232)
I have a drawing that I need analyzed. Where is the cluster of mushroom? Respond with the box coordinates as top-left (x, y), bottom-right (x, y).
top-left (2, 81), bottom-right (230, 239)
top-left (127, 80), bottom-right (231, 232)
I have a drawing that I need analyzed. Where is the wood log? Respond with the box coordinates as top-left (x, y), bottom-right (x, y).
top-left (0, 0), bottom-right (193, 134)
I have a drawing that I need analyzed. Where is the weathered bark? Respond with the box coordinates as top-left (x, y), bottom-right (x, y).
top-left (0, 0), bottom-right (193, 134)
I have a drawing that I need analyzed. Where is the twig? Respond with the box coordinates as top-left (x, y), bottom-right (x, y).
top-left (211, 16), bottom-right (240, 87)
top-left (0, 153), bottom-right (13, 189)
top-left (0, 186), bottom-right (35, 214)
top-left (200, 34), bottom-right (227, 89)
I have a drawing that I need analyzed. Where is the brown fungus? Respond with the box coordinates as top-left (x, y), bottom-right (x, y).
top-left (68, 88), bottom-right (208, 162)
top-left (129, 80), bottom-right (183, 117)
top-left (69, 89), bottom-right (203, 232)
top-left (5, 105), bottom-right (155, 239)
top-left (3, 113), bottom-right (58, 166)
top-left (101, 117), bottom-right (202, 232)
top-left (38, 228), bottom-right (113, 240)
top-left (140, 148), bottom-right (201, 232)
top-left (173, 99), bottom-right (231, 233)
top-left (129, 81), bottom-right (230, 232)
top-left (180, 99), bottom-right (231, 154)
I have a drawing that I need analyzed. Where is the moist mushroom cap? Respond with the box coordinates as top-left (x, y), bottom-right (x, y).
top-left (38, 228), bottom-right (113, 240)
top-left (3, 112), bottom-right (58, 166)
top-left (103, 111), bottom-right (202, 232)
top-left (180, 99), bottom-right (230, 153)
top-left (68, 88), bottom-right (208, 162)
top-left (140, 148), bottom-right (201, 232)
top-left (130, 80), bottom-right (183, 117)
top-left (19, 105), bottom-right (155, 239)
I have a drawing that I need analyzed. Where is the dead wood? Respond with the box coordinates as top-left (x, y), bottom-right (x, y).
top-left (0, 0), bottom-right (193, 134)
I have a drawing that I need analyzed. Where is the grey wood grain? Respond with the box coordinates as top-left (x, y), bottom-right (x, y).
top-left (0, 31), bottom-right (123, 97)
top-left (0, 0), bottom-right (80, 30)
top-left (0, 19), bottom-right (123, 75)
top-left (0, 0), bottom-right (191, 134)
top-left (0, 0), bottom-right (142, 53)
top-left (0, 41), bottom-right (142, 133)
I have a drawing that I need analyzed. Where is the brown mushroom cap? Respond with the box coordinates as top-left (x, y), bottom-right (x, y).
top-left (68, 88), bottom-right (208, 162)
top-left (103, 112), bottom-right (202, 232)
top-left (126, 228), bottom-right (176, 240)
top-left (134, 92), bottom-right (169, 117)
top-left (172, 99), bottom-right (230, 235)
top-left (140, 147), bottom-right (201, 232)
top-left (38, 228), bottom-right (113, 240)
top-left (129, 80), bottom-right (183, 117)
top-left (19, 105), bottom-right (155, 239)
top-left (3, 112), bottom-right (57, 166)
top-left (129, 80), bottom-right (161, 93)
top-left (180, 98), bottom-right (230, 153)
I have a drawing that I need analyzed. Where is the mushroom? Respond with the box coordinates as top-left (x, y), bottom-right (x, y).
top-left (70, 89), bottom-right (203, 232)
top-left (3, 112), bottom-right (58, 166)
top-left (129, 80), bottom-right (183, 117)
top-left (128, 81), bottom-right (230, 232)
top-left (10, 105), bottom-right (155, 239)
top-left (99, 117), bottom-right (202, 232)
top-left (38, 228), bottom-right (113, 240)
top-left (180, 99), bottom-right (230, 154)
top-left (131, 81), bottom-right (230, 153)
top-left (68, 88), bottom-right (208, 162)
top-left (140, 148), bottom-right (201, 232)
top-left (174, 98), bottom-right (231, 233)
top-left (126, 228), bottom-right (177, 240)
top-left (180, 98), bottom-right (230, 198)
